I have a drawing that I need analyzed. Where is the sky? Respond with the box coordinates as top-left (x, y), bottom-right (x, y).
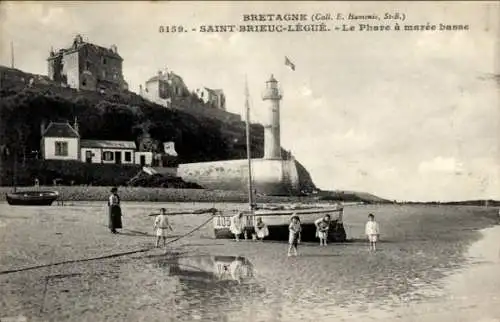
top-left (0, 1), bottom-right (498, 201)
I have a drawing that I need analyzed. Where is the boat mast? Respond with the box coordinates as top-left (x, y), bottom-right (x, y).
top-left (245, 76), bottom-right (255, 211)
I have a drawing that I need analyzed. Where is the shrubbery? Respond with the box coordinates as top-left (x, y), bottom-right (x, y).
top-left (1, 159), bottom-right (141, 187)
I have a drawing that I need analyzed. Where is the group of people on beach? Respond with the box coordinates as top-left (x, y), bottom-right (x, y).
top-left (107, 187), bottom-right (380, 253)
top-left (228, 206), bottom-right (380, 256)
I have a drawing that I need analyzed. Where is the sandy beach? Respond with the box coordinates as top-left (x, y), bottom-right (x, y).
top-left (0, 202), bottom-right (499, 322)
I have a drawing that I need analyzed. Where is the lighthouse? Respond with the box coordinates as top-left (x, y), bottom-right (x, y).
top-left (262, 74), bottom-right (282, 160)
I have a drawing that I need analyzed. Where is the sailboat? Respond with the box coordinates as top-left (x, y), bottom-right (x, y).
top-left (212, 77), bottom-right (348, 242)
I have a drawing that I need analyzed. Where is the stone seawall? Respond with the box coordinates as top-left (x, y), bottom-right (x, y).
top-left (177, 159), bottom-right (301, 196)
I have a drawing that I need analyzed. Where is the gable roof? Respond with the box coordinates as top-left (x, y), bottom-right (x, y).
top-left (43, 122), bottom-right (79, 138)
top-left (80, 139), bottom-right (136, 149)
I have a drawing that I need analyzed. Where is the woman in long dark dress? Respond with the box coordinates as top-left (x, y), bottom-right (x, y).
top-left (108, 187), bottom-right (123, 234)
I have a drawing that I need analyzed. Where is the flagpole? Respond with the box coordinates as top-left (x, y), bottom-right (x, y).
top-left (245, 75), bottom-right (255, 211)
top-left (10, 41), bottom-right (14, 68)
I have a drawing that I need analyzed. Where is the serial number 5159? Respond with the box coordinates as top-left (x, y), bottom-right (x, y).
top-left (159, 25), bottom-right (186, 33)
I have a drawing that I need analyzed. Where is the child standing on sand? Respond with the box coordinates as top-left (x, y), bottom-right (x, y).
top-left (365, 213), bottom-right (380, 251)
top-left (154, 208), bottom-right (173, 247)
top-left (315, 214), bottom-right (331, 246)
top-left (288, 215), bottom-right (302, 257)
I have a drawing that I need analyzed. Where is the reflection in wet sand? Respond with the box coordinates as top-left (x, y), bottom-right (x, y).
top-left (149, 254), bottom-right (265, 321)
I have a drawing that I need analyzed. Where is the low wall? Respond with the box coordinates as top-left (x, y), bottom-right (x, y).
top-left (177, 159), bottom-right (301, 196)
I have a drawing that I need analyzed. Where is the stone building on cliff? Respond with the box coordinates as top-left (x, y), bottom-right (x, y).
top-left (139, 69), bottom-right (189, 108)
top-left (47, 34), bottom-right (128, 92)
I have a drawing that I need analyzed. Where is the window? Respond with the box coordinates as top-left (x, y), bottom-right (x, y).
top-left (102, 151), bottom-right (113, 161)
top-left (85, 61), bottom-right (90, 70)
top-left (82, 80), bottom-right (87, 86)
top-left (85, 150), bottom-right (93, 163)
top-left (54, 141), bottom-right (68, 156)
top-left (102, 57), bottom-right (107, 65)
top-left (124, 151), bottom-right (131, 162)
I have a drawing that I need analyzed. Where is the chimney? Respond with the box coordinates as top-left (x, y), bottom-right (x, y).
top-left (73, 117), bottom-right (79, 134)
top-left (40, 120), bottom-right (46, 136)
top-left (139, 84), bottom-right (143, 96)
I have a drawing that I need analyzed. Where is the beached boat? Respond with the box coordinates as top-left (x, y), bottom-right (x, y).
top-left (6, 190), bottom-right (59, 206)
top-left (212, 78), bottom-right (348, 242)
top-left (213, 204), bottom-right (349, 242)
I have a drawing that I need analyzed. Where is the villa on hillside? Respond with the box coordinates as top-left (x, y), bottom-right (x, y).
top-left (138, 68), bottom-right (240, 123)
top-left (139, 69), bottom-right (189, 108)
top-left (195, 87), bottom-right (226, 110)
top-left (40, 121), bottom-right (178, 166)
top-left (47, 34), bottom-right (128, 92)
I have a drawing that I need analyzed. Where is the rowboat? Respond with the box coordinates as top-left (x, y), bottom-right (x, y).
top-left (212, 78), bottom-right (349, 242)
top-left (6, 190), bottom-right (59, 206)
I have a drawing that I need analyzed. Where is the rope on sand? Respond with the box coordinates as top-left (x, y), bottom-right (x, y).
top-left (0, 213), bottom-right (217, 276)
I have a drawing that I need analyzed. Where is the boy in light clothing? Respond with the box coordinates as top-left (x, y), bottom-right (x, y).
top-left (154, 208), bottom-right (173, 247)
top-left (288, 215), bottom-right (302, 257)
top-left (365, 213), bottom-right (380, 252)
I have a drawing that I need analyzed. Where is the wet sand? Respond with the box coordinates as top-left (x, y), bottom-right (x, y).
top-left (0, 202), bottom-right (498, 322)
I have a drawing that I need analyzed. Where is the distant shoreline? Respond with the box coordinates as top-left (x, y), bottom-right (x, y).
top-left (1, 186), bottom-right (498, 206)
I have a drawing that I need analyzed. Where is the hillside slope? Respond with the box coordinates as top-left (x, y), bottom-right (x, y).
top-left (0, 65), bottom-right (317, 192)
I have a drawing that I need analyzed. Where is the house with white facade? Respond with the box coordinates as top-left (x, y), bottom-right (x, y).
top-left (139, 69), bottom-right (189, 108)
top-left (41, 120), bottom-right (155, 166)
top-left (80, 140), bottom-right (137, 165)
top-left (195, 87), bottom-right (226, 110)
top-left (40, 121), bottom-right (80, 160)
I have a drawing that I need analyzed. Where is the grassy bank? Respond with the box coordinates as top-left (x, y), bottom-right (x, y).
top-left (0, 185), bottom-right (314, 203)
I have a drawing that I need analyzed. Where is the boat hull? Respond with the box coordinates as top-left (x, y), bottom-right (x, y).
top-left (6, 191), bottom-right (59, 206)
top-left (213, 207), bottom-right (347, 242)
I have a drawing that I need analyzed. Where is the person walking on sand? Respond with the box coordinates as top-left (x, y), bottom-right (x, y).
top-left (230, 212), bottom-right (245, 241)
top-left (254, 217), bottom-right (269, 241)
top-left (365, 213), bottom-right (380, 252)
top-left (107, 187), bottom-right (122, 234)
top-left (315, 214), bottom-right (331, 246)
top-left (154, 208), bottom-right (173, 247)
top-left (288, 215), bottom-right (302, 257)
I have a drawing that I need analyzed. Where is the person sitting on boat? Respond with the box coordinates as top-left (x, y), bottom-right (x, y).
top-left (107, 187), bottom-right (123, 234)
top-left (230, 212), bottom-right (245, 241)
top-left (254, 217), bottom-right (269, 241)
top-left (314, 214), bottom-right (331, 246)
